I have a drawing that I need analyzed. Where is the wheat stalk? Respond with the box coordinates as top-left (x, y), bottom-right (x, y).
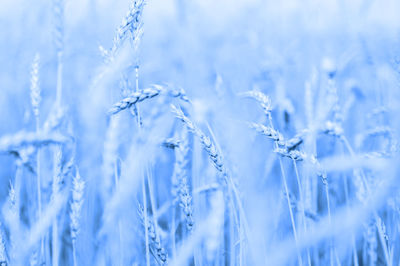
top-left (70, 169), bottom-right (84, 266)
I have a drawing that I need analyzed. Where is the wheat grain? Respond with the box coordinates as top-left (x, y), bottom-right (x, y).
top-left (109, 85), bottom-right (188, 115)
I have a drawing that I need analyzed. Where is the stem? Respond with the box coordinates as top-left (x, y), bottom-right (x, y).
top-left (13, 162), bottom-right (23, 263)
top-left (239, 215), bottom-right (243, 266)
top-left (147, 166), bottom-right (161, 245)
top-left (52, 146), bottom-right (61, 266)
top-left (142, 176), bottom-right (150, 266)
top-left (279, 157), bottom-right (302, 266)
top-left (52, 216), bottom-right (58, 266)
top-left (56, 51), bottom-right (63, 106)
top-left (133, 64), bottom-right (150, 266)
top-left (15, 162), bottom-right (22, 219)
top-left (114, 160), bottom-right (123, 266)
top-left (229, 206), bottom-right (235, 266)
top-left (341, 135), bottom-right (390, 266)
top-left (135, 66), bottom-right (139, 92)
top-left (292, 160), bottom-right (312, 266)
top-left (53, 9), bottom-right (63, 261)
top-left (342, 162), bottom-right (359, 266)
top-left (72, 239), bottom-right (77, 266)
top-left (324, 182), bottom-right (334, 266)
top-left (171, 207), bottom-right (176, 259)
top-left (322, 168), bottom-right (340, 266)
top-left (267, 114), bottom-right (302, 266)
top-left (35, 116), bottom-right (44, 263)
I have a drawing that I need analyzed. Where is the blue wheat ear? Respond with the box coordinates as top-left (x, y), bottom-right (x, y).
top-left (30, 54), bottom-right (41, 119)
top-left (108, 0), bottom-right (146, 62)
top-left (138, 205), bottom-right (168, 265)
top-left (171, 128), bottom-right (194, 231)
top-left (171, 105), bottom-right (225, 174)
top-left (108, 85), bottom-right (188, 115)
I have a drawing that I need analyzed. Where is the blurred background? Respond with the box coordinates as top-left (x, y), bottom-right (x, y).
top-left (1, 0), bottom-right (400, 265)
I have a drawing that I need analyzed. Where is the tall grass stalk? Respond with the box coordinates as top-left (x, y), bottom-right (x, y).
top-left (171, 104), bottom-right (255, 264)
top-left (340, 135), bottom-right (391, 265)
top-left (51, 146), bottom-right (62, 266)
top-left (113, 158), bottom-right (124, 266)
top-left (0, 223), bottom-right (6, 264)
top-left (246, 89), bottom-right (303, 265)
top-left (30, 53), bottom-right (43, 263)
top-left (142, 172), bottom-right (151, 266)
top-left (70, 170), bottom-right (84, 266)
top-left (52, 0), bottom-right (64, 264)
top-left (292, 159), bottom-right (312, 266)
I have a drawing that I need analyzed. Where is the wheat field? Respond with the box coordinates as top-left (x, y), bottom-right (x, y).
top-left (0, 0), bottom-right (400, 265)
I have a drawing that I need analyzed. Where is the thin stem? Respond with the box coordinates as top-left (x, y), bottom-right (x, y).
top-left (52, 215), bottom-right (58, 266)
top-left (56, 51), bottom-right (63, 106)
top-left (53, 21), bottom-right (63, 265)
top-left (35, 116), bottom-right (44, 263)
top-left (147, 165), bottom-right (162, 257)
top-left (114, 160), bottom-right (123, 266)
top-left (171, 207), bottom-right (176, 259)
top-left (134, 64), bottom-right (150, 266)
top-left (341, 135), bottom-right (390, 266)
top-left (142, 176), bottom-right (150, 266)
top-left (279, 157), bottom-right (302, 266)
top-left (267, 114), bottom-right (302, 266)
top-left (292, 160), bottom-right (312, 266)
top-left (239, 215), bottom-right (243, 266)
top-left (324, 182), bottom-right (334, 266)
top-left (15, 162), bottom-right (22, 258)
top-left (342, 161), bottom-right (359, 266)
top-left (229, 206), bottom-right (235, 266)
top-left (72, 239), bottom-right (77, 266)
top-left (52, 147), bottom-right (61, 266)
top-left (135, 66), bottom-right (139, 92)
